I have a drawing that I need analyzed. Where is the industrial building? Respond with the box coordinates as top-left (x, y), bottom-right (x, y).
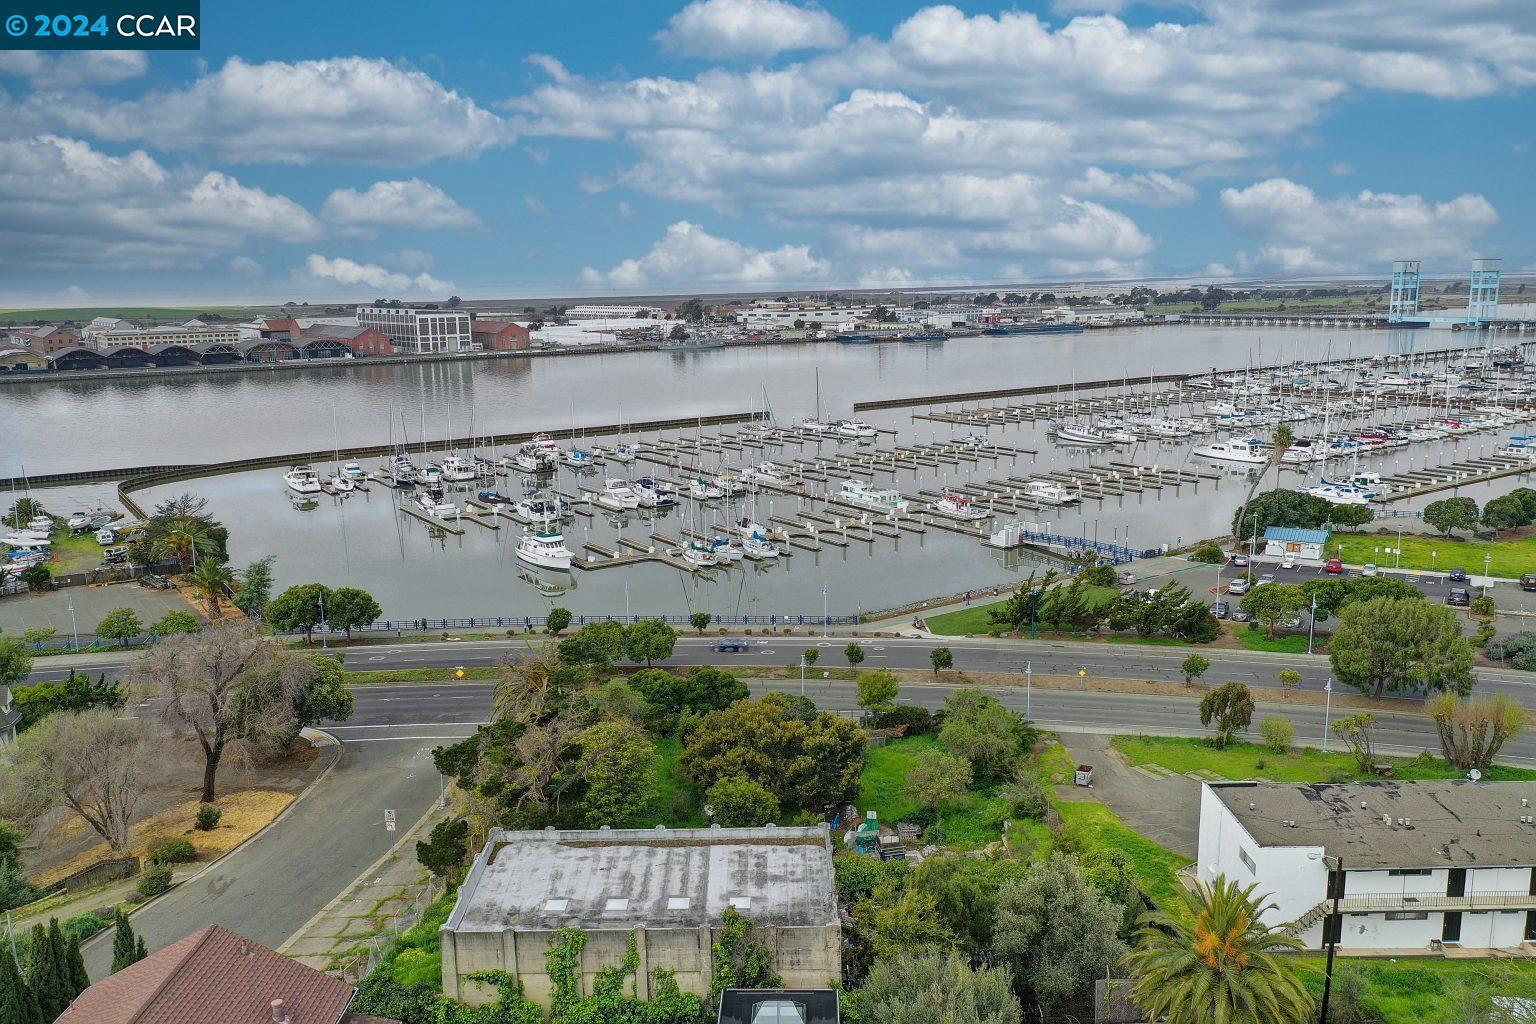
top-left (1198, 780), bottom-right (1536, 952)
top-left (356, 304), bottom-right (472, 354)
top-left (440, 825), bottom-right (841, 1007)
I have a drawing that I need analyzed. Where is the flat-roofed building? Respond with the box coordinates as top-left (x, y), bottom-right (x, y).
top-left (566, 304), bottom-right (654, 320)
top-left (94, 322), bottom-right (241, 351)
top-left (441, 825), bottom-right (840, 1007)
top-left (357, 305), bottom-right (471, 354)
top-left (1199, 780), bottom-right (1536, 952)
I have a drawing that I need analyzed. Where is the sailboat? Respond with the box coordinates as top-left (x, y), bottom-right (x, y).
top-left (801, 369), bottom-right (831, 433)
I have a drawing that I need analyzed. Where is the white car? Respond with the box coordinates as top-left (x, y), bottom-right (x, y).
top-left (1227, 579), bottom-right (1250, 595)
top-left (1361, 563), bottom-right (1379, 577)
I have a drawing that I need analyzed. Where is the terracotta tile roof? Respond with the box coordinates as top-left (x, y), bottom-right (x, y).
top-left (57, 924), bottom-right (367, 1024)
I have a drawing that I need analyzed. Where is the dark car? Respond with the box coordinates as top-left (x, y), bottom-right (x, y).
top-left (1522, 574), bottom-right (1536, 592)
top-left (1211, 601), bottom-right (1230, 620)
top-left (1446, 588), bottom-right (1471, 607)
top-left (1447, 567), bottom-right (1470, 583)
top-left (712, 638), bottom-right (751, 653)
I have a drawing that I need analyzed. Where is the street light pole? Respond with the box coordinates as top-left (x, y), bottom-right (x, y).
top-left (821, 582), bottom-right (828, 638)
top-left (1025, 660), bottom-right (1033, 721)
top-left (1322, 677), bottom-right (1333, 751)
top-left (1307, 594), bottom-right (1317, 655)
top-left (318, 592), bottom-right (329, 650)
top-left (799, 653), bottom-right (806, 697)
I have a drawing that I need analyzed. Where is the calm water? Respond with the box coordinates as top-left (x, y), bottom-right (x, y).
top-left (7, 323), bottom-right (1506, 617)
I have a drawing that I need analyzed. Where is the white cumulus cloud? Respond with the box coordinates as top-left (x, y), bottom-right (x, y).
top-left (1068, 168), bottom-right (1196, 207)
top-left (656, 0), bottom-right (847, 59)
top-left (582, 221), bottom-right (829, 289)
top-left (1219, 177), bottom-right (1499, 273)
top-left (302, 254), bottom-right (453, 294)
top-left (321, 178), bottom-right (482, 235)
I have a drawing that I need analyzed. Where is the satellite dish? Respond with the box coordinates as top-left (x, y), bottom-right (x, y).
top-left (1467, 768), bottom-right (1483, 782)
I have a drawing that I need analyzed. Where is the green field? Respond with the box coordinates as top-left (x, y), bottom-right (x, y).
top-left (858, 735), bottom-right (1014, 848)
top-left (923, 586), bottom-right (1120, 636)
top-left (1334, 530), bottom-right (1536, 578)
top-left (1295, 956), bottom-right (1536, 1024)
top-left (1143, 294), bottom-right (1387, 315)
top-left (1054, 801), bottom-right (1192, 912)
top-left (1113, 735), bottom-right (1536, 784)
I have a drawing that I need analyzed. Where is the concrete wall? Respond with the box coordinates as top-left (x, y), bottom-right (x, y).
top-left (441, 921), bottom-right (841, 1008)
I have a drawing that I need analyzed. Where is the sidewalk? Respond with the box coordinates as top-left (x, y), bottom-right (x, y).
top-left (278, 802), bottom-right (447, 977)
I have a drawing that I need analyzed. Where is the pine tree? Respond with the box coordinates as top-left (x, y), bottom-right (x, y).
top-left (110, 909), bottom-right (142, 974)
top-left (0, 945), bottom-right (44, 1024)
top-left (64, 932), bottom-right (89, 1001)
top-left (24, 921), bottom-right (67, 1021)
top-left (133, 937), bottom-right (147, 962)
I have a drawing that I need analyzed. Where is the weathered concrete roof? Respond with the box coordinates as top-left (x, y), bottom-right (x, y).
top-left (1210, 780), bottom-right (1536, 869)
top-left (445, 825), bottom-right (837, 933)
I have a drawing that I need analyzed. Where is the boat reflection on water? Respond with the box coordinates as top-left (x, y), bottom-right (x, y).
top-left (518, 563), bottom-right (577, 597)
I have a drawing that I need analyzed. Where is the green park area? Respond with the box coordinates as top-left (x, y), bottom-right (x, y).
top-left (1333, 530), bottom-right (1536, 578)
top-left (1113, 735), bottom-right (1536, 784)
top-left (922, 585), bottom-right (1120, 636)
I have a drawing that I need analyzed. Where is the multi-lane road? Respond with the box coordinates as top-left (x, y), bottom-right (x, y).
top-left (42, 632), bottom-right (1533, 978)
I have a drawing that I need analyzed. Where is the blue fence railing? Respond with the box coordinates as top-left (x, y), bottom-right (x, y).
top-left (340, 613), bottom-right (862, 635)
top-left (1006, 528), bottom-right (1138, 565)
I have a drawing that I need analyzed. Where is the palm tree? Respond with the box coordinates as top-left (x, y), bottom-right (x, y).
top-left (1231, 423), bottom-right (1296, 543)
top-left (188, 559), bottom-right (236, 618)
top-left (1127, 875), bottom-right (1313, 1024)
top-left (159, 516), bottom-right (220, 571)
top-left (5, 498), bottom-right (45, 530)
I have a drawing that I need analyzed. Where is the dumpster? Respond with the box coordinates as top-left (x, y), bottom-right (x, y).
top-left (1074, 764), bottom-right (1094, 786)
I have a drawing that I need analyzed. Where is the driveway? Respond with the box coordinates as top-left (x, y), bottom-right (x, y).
top-left (1056, 732), bottom-right (1200, 857)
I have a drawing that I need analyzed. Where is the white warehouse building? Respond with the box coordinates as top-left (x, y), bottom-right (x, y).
top-left (1199, 781), bottom-right (1536, 953)
top-left (356, 305), bottom-right (471, 354)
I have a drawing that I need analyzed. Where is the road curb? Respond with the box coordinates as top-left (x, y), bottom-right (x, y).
top-left (276, 800), bottom-right (445, 954)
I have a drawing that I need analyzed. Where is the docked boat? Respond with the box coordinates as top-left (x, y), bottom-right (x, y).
top-left (516, 530), bottom-right (573, 570)
top-left (678, 540), bottom-right (719, 567)
top-left (633, 477), bottom-right (679, 508)
top-left (508, 442), bottom-right (560, 474)
top-left (709, 538), bottom-right (745, 563)
top-left (689, 477), bottom-right (725, 500)
top-left (900, 331), bottom-right (947, 343)
top-left (955, 433), bottom-right (989, 446)
top-left (329, 473), bottom-right (356, 493)
top-left (595, 478), bottom-right (641, 510)
top-left (932, 491), bottom-right (988, 521)
top-left (742, 462), bottom-right (790, 486)
top-left (478, 489), bottom-right (514, 506)
top-left (341, 460), bottom-right (366, 480)
top-left (412, 489), bottom-right (458, 518)
top-left (1303, 483), bottom-right (1372, 506)
top-left (800, 418), bottom-right (832, 435)
top-left (608, 443), bottom-right (636, 464)
top-left (284, 465), bottom-right (323, 494)
top-left (1191, 438), bottom-right (1269, 465)
top-left (838, 480), bottom-right (909, 515)
top-left (384, 454), bottom-right (419, 484)
top-left (420, 464), bottom-right (443, 486)
top-left (515, 495), bottom-right (564, 526)
top-left (1053, 424), bottom-right (1128, 446)
top-left (711, 473), bottom-right (743, 497)
top-left (562, 448), bottom-right (596, 469)
top-left (738, 519), bottom-right (780, 560)
top-left (834, 419), bottom-right (877, 439)
top-left (439, 455), bottom-right (478, 482)
top-left (1023, 480), bottom-right (1074, 505)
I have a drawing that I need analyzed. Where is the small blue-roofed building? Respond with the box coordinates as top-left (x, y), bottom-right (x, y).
top-left (1263, 526), bottom-right (1330, 561)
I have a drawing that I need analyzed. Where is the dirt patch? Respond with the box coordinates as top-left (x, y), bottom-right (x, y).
top-left (33, 787), bottom-right (296, 886)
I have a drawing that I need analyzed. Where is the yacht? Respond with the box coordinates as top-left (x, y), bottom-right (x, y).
top-left (421, 464), bottom-right (443, 486)
top-left (838, 480), bottom-right (909, 515)
top-left (508, 442), bottom-right (559, 474)
top-left (562, 447), bottom-right (596, 469)
top-left (529, 432), bottom-right (560, 451)
top-left (800, 418), bottom-right (833, 435)
top-left (516, 530), bottom-right (573, 570)
top-left (1303, 483), bottom-right (1372, 506)
top-left (412, 489), bottom-right (458, 518)
top-left (595, 478), bottom-right (641, 510)
top-left (284, 465), bottom-right (323, 494)
top-left (439, 455), bottom-right (478, 482)
top-left (738, 519), bottom-right (780, 560)
top-left (633, 478), bottom-right (679, 508)
top-left (384, 454), bottom-right (419, 484)
top-left (742, 462), bottom-right (791, 486)
top-left (689, 477), bottom-right (725, 500)
top-left (1191, 438), bottom-right (1269, 465)
top-left (1023, 480), bottom-right (1074, 505)
top-left (341, 460), bottom-right (366, 480)
top-left (329, 473), bottom-right (356, 493)
top-left (608, 443), bottom-right (636, 464)
top-left (834, 419), bottom-right (877, 439)
top-left (515, 495), bottom-right (564, 526)
top-left (932, 491), bottom-right (988, 521)
top-left (66, 509), bottom-right (107, 531)
top-left (477, 489), bottom-right (514, 506)
top-left (709, 538), bottom-right (745, 563)
top-left (1053, 423), bottom-right (1128, 446)
top-left (711, 472), bottom-right (744, 496)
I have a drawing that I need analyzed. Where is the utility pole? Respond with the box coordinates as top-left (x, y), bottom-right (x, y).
top-left (799, 652), bottom-right (806, 698)
top-left (1322, 678), bottom-right (1333, 751)
top-left (1316, 854), bottom-right (1345, 1024)
top-left (821, 582), bottom-right (828, 638)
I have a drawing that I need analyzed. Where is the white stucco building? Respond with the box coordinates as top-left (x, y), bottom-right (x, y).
top-left (1199, 781), bottom-right (1536, 952)
top-left (356, 305), bottom-right (471, 354)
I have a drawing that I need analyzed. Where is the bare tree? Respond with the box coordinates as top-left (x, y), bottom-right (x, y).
top-left (128, 622), bottom-right (314, 802)
top-left (0, 709), bottom-right (152, 852)
top-left (1429, 693), bottom-right (1528, 772)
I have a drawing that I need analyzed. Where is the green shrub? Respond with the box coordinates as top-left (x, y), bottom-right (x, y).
top-left (1007, 774), bottom-right (1049, 821)
top-left (1077, 565), bottom-right (1118, 587)
top-left (194, 805), bottom-right (222, 831)
top-left (1259, 716), bottom-right (1294, 752)
top-left (1190, 540), bottom-right (1225, 564)
top-left (147, 838), bottom-right (197, 865)
top-left (135, 866), bottom-right (173, 900)
top-left (1470, 595), bottom-right (1496, 617)
top-left (873, 705), bottom-right (935, 735)
top-left (60, 910), bottom-right (112, 944)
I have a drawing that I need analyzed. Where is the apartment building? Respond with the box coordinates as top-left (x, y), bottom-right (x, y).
top-left (356, 305), bottom-right (472, 354)
top-left (1198, 780), bottom-right (1536, 952)
top-left (93, 321), bottom-right (243, 350)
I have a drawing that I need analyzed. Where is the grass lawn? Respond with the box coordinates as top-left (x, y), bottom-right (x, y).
top-left (640, 736), bottom-right (704, 828)
top-left (43, 528), bottom-right (111, 574)
top-left (924, 585), bottom-right (1119, 636)
top-left (1232, 629), bottom-right (1316, 654)
top-left (1113, 735), bottom-right (1536, 784)
top-left (341, 666), bottom-right (500, 685)
top-left (1333, 530), bottom-right (1536, 578)
top-left (859, 735), bottom-right (1012, 849)
top-left (1053, 801), bottom-right (1192, 913)
top-left (1294, 956), bottom-right (1536, 1024)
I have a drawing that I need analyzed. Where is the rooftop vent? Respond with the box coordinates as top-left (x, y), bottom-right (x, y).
top-left (270, 999), bottom-right (291, 1024)
top-left (1250, 803), bottom-right (1256, 811)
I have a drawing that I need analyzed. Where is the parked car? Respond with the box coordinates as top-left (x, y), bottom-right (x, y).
top-left (712, 638), bottom-right (751, 653)
top-left (1229, 609), bottom-right (1252, 622)
top-left (1521, 574), bottom-right (1536, 592)
top-left (1211, 601), bottom-right (1230, 619)
top-left (1230, 554), bottom-right (1249, 567)
top-left (1257, 573), bottom-right (1276, 586)
top-left (1361, 563), bottom-right (1379, 577)
top-left (138, 573), bottom-right (173, 590)
top-left (1226, 578), bottom-right (1250, 596)
top-left (1117, 570), bottom-right (1137, 586)
top-left (1446, 588), bottom-right (1471, 607)
top-left (1447, 567), bottom-right (1470, 583)
top-left (1324, 558), bottom-right (1344, 575)
top-left (1279, 614), bottom-right (1304, 629)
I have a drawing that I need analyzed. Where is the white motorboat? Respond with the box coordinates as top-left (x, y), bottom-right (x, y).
top-left (742, 462), bottom-right (790, 486)
top-left (633, 477), bottom-right (678, 508)
top-left (385, 454), bottom-right (419, 484)
top-left (66, 509), bottom-right (104, 531)
top-left (25, 516), bottom-right (52, 532)
top-left (421, 464), bottom-right (443, 486)
top-left (341, 460), bottom-right (366, 480)
top-left (932, 491), bottom-right (989, 521)
top-left (1053, 424), bottom-right (1128, 446)
top-left (412, 489), bottom-right (458, 518)
top-left (1303, 484), bottom-right (1372, 506)
top-left (711, 473), bottom-right (743, 496)
top-left (689, 477), bottom-right (725, 500)
top-left (1191, 438), bottom-right (1269, 465)
top-left (330, 473), bottom-right (356, 493)
top-left (439, 455), bottom-right (478, 482)
top-left (834, 418), bottom-right (877, 439)
top-left (955, 433), bottom-right (989, 446)
top-left (562, 448), bottom-right (596, 469)
top-left (508, 442), bottom-right (559, 474)
top-left (838, 480), bottom-right (909, 515)
top-left (595, 478), bottom-right (641, 510)
top-left (516, 530), bottom-right (573, 570)
top-left (284, 465), bottom-right (323, 494)
top-left (530, 432), bottom-right (561, 451)
top-left (1184, 377), bottom-right (1216, 390)
top-left (515, 495), bottom-right (563, 526)
top-left (1023, 480), bottom-right (1074, 505)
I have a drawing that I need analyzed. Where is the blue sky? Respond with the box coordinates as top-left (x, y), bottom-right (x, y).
top-left (0, 0), bottom-right (1532, 305)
